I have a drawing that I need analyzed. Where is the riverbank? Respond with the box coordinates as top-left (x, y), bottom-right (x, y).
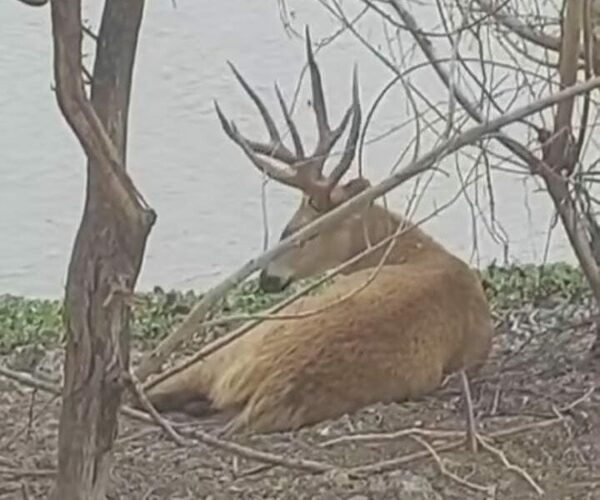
top-left (0, 262), bottom-right (592, 353)
top-left (1, 261), bottom-right (599, 498)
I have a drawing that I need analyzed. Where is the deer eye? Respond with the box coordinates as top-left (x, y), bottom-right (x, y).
top-left (307, 197), bottom-right (326, 212)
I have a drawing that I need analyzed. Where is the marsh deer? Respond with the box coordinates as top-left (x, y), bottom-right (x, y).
top-left (145, 28), bottom-right (493, 444)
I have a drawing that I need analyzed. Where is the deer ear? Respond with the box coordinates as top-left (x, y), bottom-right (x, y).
top-left (330, 177), bottom-right (371, 207)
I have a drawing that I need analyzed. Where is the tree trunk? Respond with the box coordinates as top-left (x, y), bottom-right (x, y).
top-left (48, 1), bottom-right (153, 499)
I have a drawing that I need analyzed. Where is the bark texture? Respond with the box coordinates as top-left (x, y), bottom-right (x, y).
top-left (48, 1), bottom-right (154, 499)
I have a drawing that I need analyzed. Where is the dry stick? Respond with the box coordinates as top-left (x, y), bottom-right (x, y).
top-left (0, 468), bottom-right (56, 479)
top-left (320, 427), bottom-right (466, 448)
top-left (123, 371), bottom-right (187, 447)
top-left (558, 385), bottom-right (595, 412)
top-left (460, 369), bottom-right (479, 453)
top-left (477, 435), bottom-right (544, 496)
top-left (21, 483), bottom-right (32, 500)
top-left (411, 435), bottom-right (493, 494)
top-left (345, 417), bottom-right (563, 476)
top-left (180, 427), bottom-right (335, 474)
top-left (135, 75), bottom-right (600, 383)
top-left (322, 417), bottom-right (563, 449)
top-left (0, 393), bottom-right (59, 450)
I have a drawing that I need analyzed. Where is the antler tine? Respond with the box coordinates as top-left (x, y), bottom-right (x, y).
top-left (226, 61), bottom-right (297, 164)
top-left (304, 26), bottom-right (353, 175)
top-left (305, 27), bottom-right (330, 142)
top-left (214, 100), bottom-right (301, 190)
top-left (326, 65), bottom-right (362, 190)
top-left (275, 83), bottom-right (305, 160)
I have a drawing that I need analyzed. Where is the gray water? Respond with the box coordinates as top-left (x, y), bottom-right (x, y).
top-left (0, 1), bottom-right (576, 298)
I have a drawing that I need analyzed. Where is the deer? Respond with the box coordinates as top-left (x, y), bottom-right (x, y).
top-left (143, 27), bottom-right (494, 449)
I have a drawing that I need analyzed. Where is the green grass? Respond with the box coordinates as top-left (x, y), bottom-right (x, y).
top-left (0, 263), bottom-right (592, 353)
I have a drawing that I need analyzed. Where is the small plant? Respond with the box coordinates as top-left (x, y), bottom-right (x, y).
top-left (0, 264), bottom-right (591, 352)
top-left (0, 295), bottom-right (63, 352)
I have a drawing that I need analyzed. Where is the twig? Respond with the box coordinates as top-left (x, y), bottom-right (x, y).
top-left (322, 415), bottom-right (563, 447)
top-left (21, 482), bottom-right (31, 500)
top-left (411, 435), bottom-right (493, 494)
top-left (349, 438), bottom-right (467, 474)
top-left (558, 385), bottom-right (595, 412)
top-left (182, 427), bottom-right (335, 474)
top-left (0, 467), bottom-right (56, 478)
top-left (477, 435), bottom-right (544, 496)
top-left (473, 0), bottom-right (584, 59)
top-left (122, 371), bottom-right (187, 447)
top-left (26, 388), bottom-right (37, 439)
top-left (1, 392), bottom-right (59, 450)
top-left (320, 427), bottom-right (464, 448)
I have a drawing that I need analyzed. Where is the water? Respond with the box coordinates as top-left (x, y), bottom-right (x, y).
top-left (0, 0), bottom-right (578, 298)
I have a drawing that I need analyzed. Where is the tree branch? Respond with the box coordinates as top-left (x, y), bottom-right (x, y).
top-left (49, 0), bottom-right (154, 228)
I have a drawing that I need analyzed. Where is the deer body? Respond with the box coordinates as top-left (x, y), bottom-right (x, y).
top-left (146, 205), bottom-right (492, 433)
top-left (144, 28), bottom-right (493, 434)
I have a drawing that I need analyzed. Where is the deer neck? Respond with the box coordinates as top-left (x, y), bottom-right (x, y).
top-left (343, 203), bottom-right (449, 273)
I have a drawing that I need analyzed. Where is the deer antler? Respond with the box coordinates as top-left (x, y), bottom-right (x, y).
top-left (215, 26), bottom-right (361, 209)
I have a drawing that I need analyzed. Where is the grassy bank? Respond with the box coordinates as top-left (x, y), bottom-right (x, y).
top-left (0, 262), bottom-right (591, 353)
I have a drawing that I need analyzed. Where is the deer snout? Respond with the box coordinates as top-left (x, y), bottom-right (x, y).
top-left (259, 270), bottom-right (291, 293)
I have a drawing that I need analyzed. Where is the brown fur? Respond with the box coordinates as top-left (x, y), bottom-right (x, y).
top-left (145, 203), bottom-right (493, 434)
top-left (144, 30), bottom-right (493, 434)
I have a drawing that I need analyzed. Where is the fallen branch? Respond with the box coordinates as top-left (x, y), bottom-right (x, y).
top-left (477, 435), bottom-right (544, 496)
top-left (411, 435), bottom-right (493, 494)
top-left (320, 427), bottom-right (464, 448)
top-left (123, 371), bottom-right (187, 447)
top-left (0, 467), bottom-right (56, 479)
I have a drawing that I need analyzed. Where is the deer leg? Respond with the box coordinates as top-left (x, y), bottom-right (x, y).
top-left (459, 369), bottom-right (478, 453)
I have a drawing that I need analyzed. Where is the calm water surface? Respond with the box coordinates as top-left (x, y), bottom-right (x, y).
top-left (0, 1), bottom-right (576, 298)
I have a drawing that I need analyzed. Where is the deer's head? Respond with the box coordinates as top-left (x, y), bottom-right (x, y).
top-left (216, 27), bottom-right (368, 292)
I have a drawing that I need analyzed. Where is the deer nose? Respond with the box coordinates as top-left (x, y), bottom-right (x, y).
top-left (259, 270), bottom-right (289, 293)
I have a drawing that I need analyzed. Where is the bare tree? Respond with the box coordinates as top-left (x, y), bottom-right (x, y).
top-left (42, 0), bottom-right (155, 498)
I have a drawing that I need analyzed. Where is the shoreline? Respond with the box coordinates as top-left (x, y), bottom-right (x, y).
top-left (1, 261), bottom-right (593, 353)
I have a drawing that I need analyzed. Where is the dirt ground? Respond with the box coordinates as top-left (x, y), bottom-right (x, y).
top-left (1, 295), bottom-right (599, 499)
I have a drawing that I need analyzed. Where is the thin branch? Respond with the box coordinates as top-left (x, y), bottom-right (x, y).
top-left (411, 435), bottom-right (493, 494)
top-left (473, 0), bottom-right (585, 60)
top-left (122, 371), bottom-right (187, 447)
top-left (477, 435), bottom-right (544, 496)
top-left (49, 0), bottom-right (155, 228)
